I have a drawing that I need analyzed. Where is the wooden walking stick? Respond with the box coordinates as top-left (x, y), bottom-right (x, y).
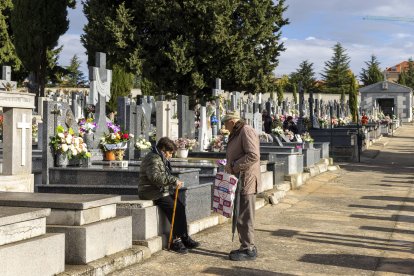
top-left (168, 185), bottom-right (180, 250)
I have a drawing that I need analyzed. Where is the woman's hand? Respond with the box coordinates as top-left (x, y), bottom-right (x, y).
top-left (176, 180), bottom-right (184, 189)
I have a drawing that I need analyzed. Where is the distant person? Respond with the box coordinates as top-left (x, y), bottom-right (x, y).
top-left (283, 116), bottom-right (299, 135)
top-left (262, 110), bottom-right (273, 134)
top-left (222, 111), bottom-right (261, 261)
top-left (139, 137), bottom-right (199, 254)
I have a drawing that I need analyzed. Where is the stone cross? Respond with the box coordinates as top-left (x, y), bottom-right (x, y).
top-left (17, 114), bottom-right (31, 166)
top-left (88, 52), bottom-right (112, 105)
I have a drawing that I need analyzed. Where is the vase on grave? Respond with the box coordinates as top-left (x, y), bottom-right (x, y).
top-left (212, 124), bottom-right (217, 137)
top-left (176, 148), bottom-right (189, 158)
top-left (213, 148), bottom-right (220, 152)
top-left (55, 153), bottom-right (69, 167)
top-left (104, 150), bottom-right (116, 161)
top-left (83, 132), bottom-right (94, 149)
top-left (304, 141), bottom-right (314, 149)
top-left (135, 149), bottom-right (150, 160)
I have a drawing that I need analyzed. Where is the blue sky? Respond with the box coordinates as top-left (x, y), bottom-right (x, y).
top-left (59, 0), bottom-right (414, 80)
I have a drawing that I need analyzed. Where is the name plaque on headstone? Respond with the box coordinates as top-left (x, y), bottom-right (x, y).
top-left (0, 91), bottom-right (35, 109)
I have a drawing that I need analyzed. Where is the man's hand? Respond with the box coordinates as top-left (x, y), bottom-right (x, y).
top-left (176, 180), bottom-right (184, 189)
top-left (224, 163), bottom-right (233, 174)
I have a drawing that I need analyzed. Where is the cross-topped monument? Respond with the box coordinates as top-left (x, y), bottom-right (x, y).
top-left (88, 53), bottom-right (112, 148)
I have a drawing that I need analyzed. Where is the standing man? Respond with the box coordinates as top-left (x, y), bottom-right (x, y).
top-left (222, 111), bottom-right (261, 261)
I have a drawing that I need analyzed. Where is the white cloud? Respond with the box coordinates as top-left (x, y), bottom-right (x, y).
top-left (305, 36), bottom-right (316, 41)
top-left (58, 34), bottom-right (87, 73)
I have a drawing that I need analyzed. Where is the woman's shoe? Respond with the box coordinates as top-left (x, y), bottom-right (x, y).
top-left (181, 235), bottom-right (200, 249)
top-left (171, 239), bottom-right (188, 254)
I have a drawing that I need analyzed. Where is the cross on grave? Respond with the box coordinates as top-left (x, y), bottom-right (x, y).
top-left (88, 52), bottom-right (112, 105)
top-left (50, 103), bottom-right (62, 134)
top-left (17, 114), bottom-right (31, 166)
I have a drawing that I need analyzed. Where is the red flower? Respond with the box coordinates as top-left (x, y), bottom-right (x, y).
top-left (121, 133), bottom-right (129, 139)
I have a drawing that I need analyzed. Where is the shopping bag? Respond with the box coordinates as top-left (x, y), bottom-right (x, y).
top-left (212, 172), bottom-right (238, 218)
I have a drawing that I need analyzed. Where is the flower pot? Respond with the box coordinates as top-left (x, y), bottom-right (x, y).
top-left (105, 150), bottom-right (116, 161)
top-left (55, 153), bottom-right (69, 167)
top-left (114, 149), bottom-right (125, 161)
top-left (83, 132), bottom-right (94, 149)
top-left (176, 149), bottom-right (189, 158)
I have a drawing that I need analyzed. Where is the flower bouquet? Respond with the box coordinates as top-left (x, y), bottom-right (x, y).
top-left (216, 159), bottom-right (227, 172)
top-left (79, 118), bottom-right (96, 134)
top-left (271, 126), bottom-right (283, 136)
top-left (301, 132), bottom-right (314, 143)
top-left (49, 125), bottom-right (91, 166)
top-left (99, 122), bottom-right (134, 160)
top-left (135, 136), bottom-right (152, 150)
top-left (210, 135), bottom-right (225, 152)
top-left (174, 137), bottom-right (198, 150)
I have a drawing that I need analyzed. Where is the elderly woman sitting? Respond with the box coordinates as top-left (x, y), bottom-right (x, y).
top-left (138, 137), bottom-right (199, 254)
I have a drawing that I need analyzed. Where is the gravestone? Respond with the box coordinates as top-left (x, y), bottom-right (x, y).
top-left (197, 106), bottom-right (208, 151)
top-left (177, 95), bottom-right (189, 138)
top-left (89, 53), bottom-right (112, 149)
top-left (136, 96), bottom-right (153, 141)
top-left (0, 90), bottom-right (35, 192)
top-left (156, 100), bottom-right (172, 141)
top-left (42, 102), bottom-right (79, 184)
top-left (117, 96), bottom-right (136, 160)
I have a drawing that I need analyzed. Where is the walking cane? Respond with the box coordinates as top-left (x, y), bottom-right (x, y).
top-left (168, 185), bottom-right (180, 250)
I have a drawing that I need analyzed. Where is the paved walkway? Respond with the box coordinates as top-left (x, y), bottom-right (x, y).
top-left (114, 125), bottom-right (414, 276)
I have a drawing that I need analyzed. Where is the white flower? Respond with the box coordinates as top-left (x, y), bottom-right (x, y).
top-left (111, 133), bottom-right (116, 140)
top-left (61, 144), bottom-right (69, 152)
top-left (58, 133), bottom-right (65, 138)
top-left (72, 149), bottom-right (78, 156)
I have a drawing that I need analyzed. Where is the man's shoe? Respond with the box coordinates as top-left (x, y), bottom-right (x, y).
top-left (170, 239), bottom-right (188, 254)
top-left (181, 235), bottom-right (200, 249)
top-left (229, 248), bottom-right (257, 261)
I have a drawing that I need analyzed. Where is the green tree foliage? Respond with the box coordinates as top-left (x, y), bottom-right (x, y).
top-left (82, 0), bottom-right (289, 100)
top-left (397, 58), bottom-right (414, 90)
top-left (11, 0), bottom-right (75, 97)
top-left (0, 0), bottom-right (24, 80)
top-left (321, 42), bottom-right (351, 93)
top-left (82, 1), bottom-right (139, 72)
top-left (359, 55), bottom-right (383, 86)
top-left (348, 74), bottom-right (359, 123)
top-left (64, 54), bottom-right (86, 87)
top-left (276, 84), bottom-right (284, 105)
top-left (290, 60), bottom-right (316, 93)
top-left (107, 64), bottom-right (134, 113)
top-left (292, 84), bottom-right (298, 104)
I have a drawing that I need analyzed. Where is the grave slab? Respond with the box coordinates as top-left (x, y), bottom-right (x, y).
top-left (0, 192), bottom-right (121, 210)
top-left (0, 233), bottom-right (65, 276)
top-left (46, 204), bottom-right (116, 226)
top-left (47, 216), bottom-right (132, 264)
top-left (0, 207), bottom-right (50, 246)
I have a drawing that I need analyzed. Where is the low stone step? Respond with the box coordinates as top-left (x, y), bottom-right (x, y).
top-left (57, 245), bottom-right (150, 276)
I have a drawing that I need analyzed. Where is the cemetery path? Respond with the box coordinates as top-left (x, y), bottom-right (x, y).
top-left (114, 125), bottom-right (414, 276)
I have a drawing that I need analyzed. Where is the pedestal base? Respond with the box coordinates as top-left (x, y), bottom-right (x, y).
top-left (0, 174), bottom-right (34, 192)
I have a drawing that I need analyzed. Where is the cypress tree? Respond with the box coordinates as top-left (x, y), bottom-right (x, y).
top-left (290, 60), bottom-right (316, 93)
top-left (11, 0), bottom-right (75, 98)
top-left (107, 64), bottom-right (134, 113)
top-left (349, 74), bottom-right (358, 123)
top-left (65, 54), bottom-right (86, 87)
top-left (0, 0), bottom-right (24, 79)
top-left (292, 84), bottom-right (298, 104)
top-left (277, 84), bottom-right (284, 106)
